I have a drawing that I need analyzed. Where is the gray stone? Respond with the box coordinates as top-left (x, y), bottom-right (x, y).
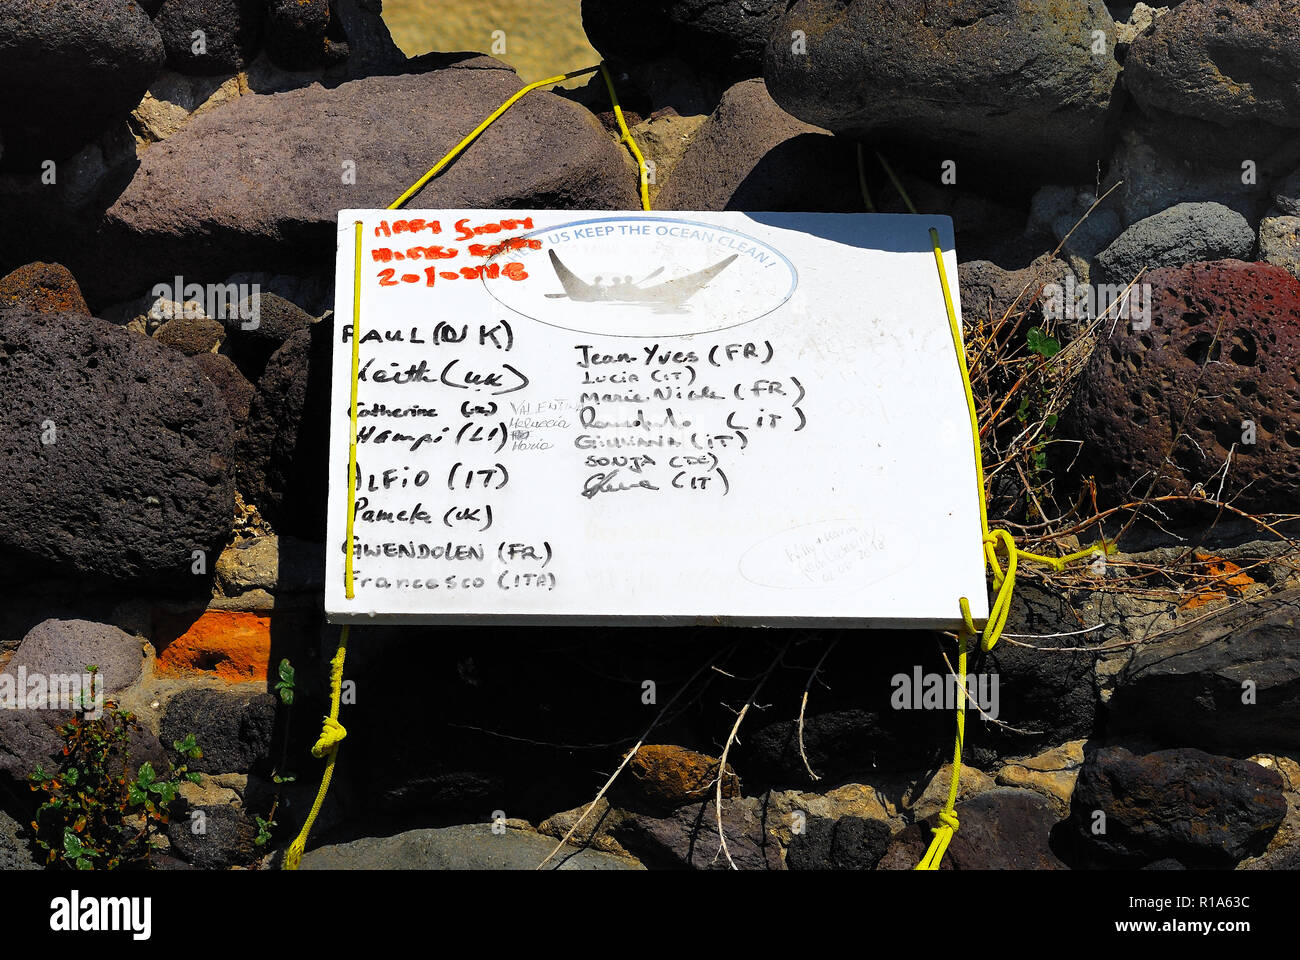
top-left (582, 0), bottom-right (783, 86)
top-left (298, 824), bottom-right (644, 870)
top-left (1108, 590), bottom-right (1300, 757)
top-left (160, 689), bottom-right (276, 774)
top-left (238, 323), bottom-right (331, 540)
top-left (167, 803), bottom-right (259, 868)
top-left (1276, 170), bottom-right (1300, 217)
top-left (4, 619), bottom-right (143, 696)
top-left (1125, 0), bottom-right (1300, 132)
top-left (79, 65), bottom-right (638, 301)
top-left (0, 307), bottom-right (235, 588)
top-left (657, 79), bottom-right (855, 212)
top-left (958, 256), bottom-right (1077, 331)
top-left (0, 704), bottom-right (165, 784)
top-left (222, 290), bottom-right (315, 380)
top-left (763, 0), bottom-right (1120, 175)
top-left (263, 0), bottom-right (343, 71)
top-left (154, 0), bottom-right (264, 75)
top-left (327, 0), bottom-right (405, 77)
top-left (1103, 129), bottom-right (1265, 226)
top-left (0, 0), bottom-right (165, 165)
top-left (1026, 185), bottom-right (1123, 282)
top-left (1093, 202), bottom-right (1256, 285)
top-left (0, 810), bottom-right (38, 870)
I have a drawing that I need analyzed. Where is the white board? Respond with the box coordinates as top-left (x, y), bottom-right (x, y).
top-left (325, 210), bottom-right (989, 629)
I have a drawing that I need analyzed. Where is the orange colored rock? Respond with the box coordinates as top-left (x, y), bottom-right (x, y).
top-left (0, 262), bottom-right (90, 316)
top-left (627, 744), bottom-right (740, 808)
top-left (154, 609), bottom-right (271, 682)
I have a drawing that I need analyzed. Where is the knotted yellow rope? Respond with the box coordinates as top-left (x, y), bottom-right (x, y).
top-left (283, 64), bottom-right (648, 871)
top-left (283, 220), bottom-right (363, 871)
top-left (916, 225), bottom-right (1108, 869)
top-left (283, 630), bottom-right (349, 870)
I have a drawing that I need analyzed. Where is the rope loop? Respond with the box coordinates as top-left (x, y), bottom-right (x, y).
top-left (311, 716), bottom-right (348, 758)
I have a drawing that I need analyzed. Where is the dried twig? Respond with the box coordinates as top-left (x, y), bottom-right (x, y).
top-left (796, 639), bottom-right (838, 782)
top-left (714, 643), bottom-right (787, 870)
top-left (536, 643), bottom-right (734, 869)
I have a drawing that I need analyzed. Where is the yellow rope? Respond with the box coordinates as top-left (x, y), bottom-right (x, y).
top-left (599, 66), bottom-right (651, 211)
top-left (284, 66), bottom-right (648, 870)
top-left (916, 225), bottom-right (1110, 869)
top-left (916, 631), bottom-right (967, 870)
top-left (388, 63), bottom-right (650, 212)
top-left (284, 221), bottom-right (364, 871)
top-left (283, 629), bottom-right (349, 870)
top-left (877, 152), bottom-right (917, 215)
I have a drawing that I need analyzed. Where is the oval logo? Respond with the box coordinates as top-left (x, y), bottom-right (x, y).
top-left (738, 519), bottom-right (899, 591)
top-left (481, 215), bottom-right (797, 338)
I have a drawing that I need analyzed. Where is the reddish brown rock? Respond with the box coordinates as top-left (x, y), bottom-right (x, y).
top-left (1061, 261), bottom-right (1300, 512)
top-left (0, 262), bottom-right (90, 316)
top-left (625, 744), bottom-right (740, 808)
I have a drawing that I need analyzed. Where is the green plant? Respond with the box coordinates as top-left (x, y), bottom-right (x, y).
top-left (1026, 325), bottom-right (1061, 360)
top-left (254, 815), bottom-right (275, 847)
top-left (275, 658), bottom-right (295, 705)
top-left (1012, 326), bottom-right (1065, 516)
top-left (28, 668), bottom-right (203, 870)
top-left (254, 659), bottom-right (297, 852)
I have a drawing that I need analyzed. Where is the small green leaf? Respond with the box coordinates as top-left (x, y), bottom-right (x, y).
top-left (1027, 326), bottom-right (1061, 359)
top-left (152, 782), bottom-right (178, 804)
top-left (135, 762), bottom-right (156, 788)
top-left (63, 829), bottom-right (84, 858)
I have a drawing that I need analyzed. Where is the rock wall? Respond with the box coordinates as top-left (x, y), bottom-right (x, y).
top-left (1, 0), bottom-right (1299, 871)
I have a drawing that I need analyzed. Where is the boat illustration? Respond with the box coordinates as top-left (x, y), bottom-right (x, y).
top-left (545, 249), bottom-right (738, 308)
